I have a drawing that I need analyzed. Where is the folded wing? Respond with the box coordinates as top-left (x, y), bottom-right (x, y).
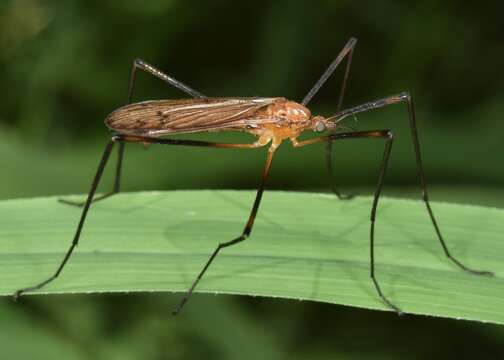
top-left (105, 97), bottom-right (285, 136)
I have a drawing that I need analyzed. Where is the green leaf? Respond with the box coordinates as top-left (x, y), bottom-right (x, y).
top-left (1, 191), bottom-right (503, 324)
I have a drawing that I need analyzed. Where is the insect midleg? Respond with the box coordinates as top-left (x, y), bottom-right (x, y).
top-left (14, 135), bottom-right (267, 299)
top-left (301, 37), bottom-right (358, 200)
top-left (114, 134), bottom-right (272, 314)
top-left (172, 148), bottom-right (276, 315)
top-left (59, 59), bottom-right (206, 207)
top-left (335, 93), bottom-right (494, 276)
top-left (327, 38), bottom-right (358, 200)
top-left (13, 139), bottom-right (117, 299)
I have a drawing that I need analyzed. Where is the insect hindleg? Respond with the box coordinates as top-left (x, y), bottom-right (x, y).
top-left (15, 135), bottom-right (267, 299)
top-left (127, 58), bottom-right (205, 101)
top-left (14, 138), bottom-right (117, 299)
top-left (294, 130), bottom-right (401, 313)
top-left (60, 59), bottom-right (206, 207)
top-left (334, 93), bottom-right (494, 274)
top-left (301, 37), bottom-right (358, 200)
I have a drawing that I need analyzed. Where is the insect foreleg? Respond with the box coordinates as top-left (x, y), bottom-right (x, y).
top-left (335, 93), bottom-right (493, 275)
top-left (301, 37), bottom-right (357, 107)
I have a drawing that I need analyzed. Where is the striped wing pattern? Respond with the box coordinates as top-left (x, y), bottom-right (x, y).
top-left (105, 97), bottom-right (284, 136)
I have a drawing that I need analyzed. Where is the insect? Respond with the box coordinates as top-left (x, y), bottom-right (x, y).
top-left (13, 37), bottom-right (492, 315)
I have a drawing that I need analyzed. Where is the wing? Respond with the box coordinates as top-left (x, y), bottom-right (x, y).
top-left (105, 97), bottom-right (285, 136)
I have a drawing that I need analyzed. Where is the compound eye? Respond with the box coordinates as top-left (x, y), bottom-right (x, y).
top-left (315, 121), bottom-right (326, 132)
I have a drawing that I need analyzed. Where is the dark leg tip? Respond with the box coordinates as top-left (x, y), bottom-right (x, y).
top-left (172, 294), bottom-right (190, 316)
top-left (58, 198), bottom-right (86, 207)
top-left (392, 305), bottom-right (404, 316)
top-left (337, 192), bottom-right (357, 200)
top-left (383, 299), bottom-right (403, 316)
top-left (172, 304), bottom-right (183, 316)
top-left (58, 192), bottom-right (117, 207)
top-left (372, 278), bottom-right (403, 316)
top-left (449, 256), bottom-right (494, 277)
top-left (475, 270), bottom-right (494, 277)
top-left (12, 290), bottom-right (22, 302)
top-left (331, 187), bottom-right (357, 200)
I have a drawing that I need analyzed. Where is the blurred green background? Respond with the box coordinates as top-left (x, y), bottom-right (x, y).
top-left (1, 0), bottom-right (503, 358)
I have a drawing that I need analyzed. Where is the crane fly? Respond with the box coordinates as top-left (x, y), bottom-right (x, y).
top-left (13, 37), bottom-right (492, 315)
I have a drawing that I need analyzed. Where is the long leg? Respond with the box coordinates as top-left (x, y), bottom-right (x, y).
top-left (128, 59), bottom-right (205, 100)
top-left (294, 130), bottom-right (400, 312)
top-left (332, 93), bottom-right (493, 274)
top-left (14, 135), bottom-right (267, 299)
top-left (326, 140), bottom-right (356, 200)
top-left (301, 37), bottom-right (358, 199)
top-left (327, 38), bottom-right (357, 200)
top-left (58, 141), bottom-right (125, 206)
top-left (60, 59), bottom-right (205, 207)
top-left (172, 146), bottom-right (276, 315)
top-left (14, 139), bottom-right (117, 299)
top-left (301, 37), bottom-right (357, 107)
top-left (124, 132), bottom-right (272, 314)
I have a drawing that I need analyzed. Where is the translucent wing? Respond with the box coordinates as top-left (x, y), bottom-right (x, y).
top-left (105, 97), bottom-right (285, 136)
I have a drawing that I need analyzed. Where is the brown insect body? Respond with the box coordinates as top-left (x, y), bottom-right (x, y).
top-left (16, 39), bottom-right (491, 318)
top-left (105, 97), bottom-right (328, 149)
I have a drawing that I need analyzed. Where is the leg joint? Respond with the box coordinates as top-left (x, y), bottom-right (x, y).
top-left (220, 234), bottom-right (247, 248)
top-left (133, 58), bottom-right (145, 66)
top-left (398, 91), bottom-right (411, 101)
top-left (348, 37), bottom-right (358, 47)
top-left (111, 134), bottom-right (123, 142)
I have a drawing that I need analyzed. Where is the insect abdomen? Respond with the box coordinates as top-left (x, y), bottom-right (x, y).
top-left (105, 97), bottom-right (286, 136)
